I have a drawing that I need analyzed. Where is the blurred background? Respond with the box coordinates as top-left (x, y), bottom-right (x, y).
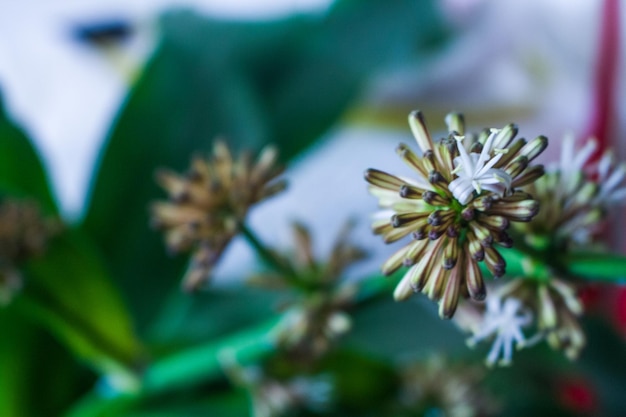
top-left (0, 0), bottom-right (626, 416)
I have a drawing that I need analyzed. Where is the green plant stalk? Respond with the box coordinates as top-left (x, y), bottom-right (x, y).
top-left (564, 252), bottom-right (626, 281)
top-left (142, 272), bottom-right (397, 395)
top-left (143, 316), bottom-right (279, 394)
top-left (67, 246), bottom-right (626, 409)
top-left (238, 223), bottom-right (299, 283)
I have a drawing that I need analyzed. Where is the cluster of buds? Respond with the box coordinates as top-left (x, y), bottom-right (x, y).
top-left (151, 140), bottom-right (286, 290)
top-left (0, 199), bottom-right (60, 303)
top-left (456, 279), bottom-right (582, 366)
top-left (454, 136), bottom-right (626, 365)
top-left (221, 352), bottom-right (332, 417)
top-left (469, 136), bottom-right (626, 364)
top-left (251, 221), bottom-right (366, 360)
top-left (396, 355), bottom-right (498, 416)
top-left (514, 135), bottom-right (626, 247)
top-left (365, 111), bottom-right (547, 318)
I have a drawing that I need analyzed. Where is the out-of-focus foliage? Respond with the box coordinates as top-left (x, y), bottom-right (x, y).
top-left (0, 0), bottom-right (625, 416)
top-left (81, 0), bottom-right (448, 333)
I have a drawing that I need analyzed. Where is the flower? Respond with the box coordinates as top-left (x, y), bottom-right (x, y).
top-left (465, 294), bottom-right (537, 367)
top-left (458, 277), bottom-right (585, 363)
top-left (498, 278), bottom-right (585, 360)
top-left (365, 111), bottom-right (547, 318)
top-left (449, 128), bottom-right (512, 204)
top-left (151, 140), bottom-right (286, 290)
top-left (251, 221), bottom-right (366, 359)
top-left (517, 135), bottom-right (626, 246)
top-left (247, 373), bottom-right (332, 417)
top-left (0, 199), bottom-right (60, 304)
top-left (595, 149), bottom-right (626, 205)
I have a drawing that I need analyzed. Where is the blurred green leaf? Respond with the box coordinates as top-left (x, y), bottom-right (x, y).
top-left (80, 0), bottom-right (448, 333)
top-left (147, 286), bottom-right (282, 348)
top-left (345, 293), bottom-right (466, 360)
top-left (578, 317), bottom-right (626, 416)
top-left (0, 310), bottom-right (43, 417)
top-left (0, 95), bottom-right (58, 213)
top-left (66, 390), bottom-right (248, 417)
top-left (17, 230), bottom-right (143, 382)
top-left (123, 391), bottom-right (249, 417)
top-left (0, 309), bottom-right (93, 417)
top-left (321, 350), bottom-right (397, 413)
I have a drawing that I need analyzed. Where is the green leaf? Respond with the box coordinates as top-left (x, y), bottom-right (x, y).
top-left (146, 287), bottom-right (282, 348)
top-left (0, 94), bottom-right (58, 213)
top-left (17, 230), bottom-right (143, 382)
top-left (80, 0), bottom-right (448, 333)
top-left (0, 309), bottom-right (93, 417)
top-left (0, 310), bottom-right (43, 417)
top-left (66, 390), bottom-right (248, 417)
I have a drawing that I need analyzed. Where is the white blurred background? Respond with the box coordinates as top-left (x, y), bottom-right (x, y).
top-left (0, 0), bottom-right (624, 278)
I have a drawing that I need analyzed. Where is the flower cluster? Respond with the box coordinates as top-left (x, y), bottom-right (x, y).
top-left (251, 221), bottom-right (366, 360)
top-left (221, 352), bottom-right (332, 417)
top-left (151, 141), bottom-right (286, 290)
top-left (454, 136), bottom-right (626, 365)
top-left (0, 199), bottom-right (60, 304)
top-left (365, 111), bottom-right (547, 318)
top-left (457, 277), bottom-right (583, 365)
top-left (0, 199), bottom-right (60, 303)
top-left (397, 355), bottom-right (498, 416)
top-left (515, 135), bottom-right (626, 247)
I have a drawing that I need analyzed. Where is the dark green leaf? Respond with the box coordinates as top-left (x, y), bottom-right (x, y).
top-left (0, 309), bottom-right (93, 417)
top-left (17, 230), bottom-right (143, 380)
top-left (0, 94), bottom-right (58, 213)
top-left (66, 390), bottom-right (248, 417)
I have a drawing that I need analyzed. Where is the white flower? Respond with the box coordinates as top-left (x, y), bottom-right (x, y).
top-left (467, 295), bottom-right (538, 367)
top-left (595, 150), bottom-right (626, 205)
top-left (449, 130), bottom-right (512, 204)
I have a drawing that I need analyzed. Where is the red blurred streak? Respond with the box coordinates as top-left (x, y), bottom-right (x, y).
top-left (583, 0), bottom-right (619, 163)
top-left (615, 286), bottom-right (626, 332)
top-left (558, 379), bottom-right (597, 414)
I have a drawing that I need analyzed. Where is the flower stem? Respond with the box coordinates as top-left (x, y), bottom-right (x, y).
top-left (238, 223), bottom-right (295, 278)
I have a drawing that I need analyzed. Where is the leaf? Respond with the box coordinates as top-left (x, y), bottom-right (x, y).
top-left (66, 391), bottom-right (248, 417)
top-left (0, 94), bottom-right (58, 213)
top-left (146, 287), bottom-right (282, 348)
top-left (0, 309), bottom-right (93, 417)
top-left (17, 230), bottom-right (143, 382)
top-left (0, 310), bottom-right (43, 417)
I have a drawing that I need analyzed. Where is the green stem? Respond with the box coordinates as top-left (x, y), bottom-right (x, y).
top-left (563, 252), bottom-right (626, 282)
top-left (143, 316), bottom-right (279, 394)
top-left (238, 222), bottom-right (296, 279)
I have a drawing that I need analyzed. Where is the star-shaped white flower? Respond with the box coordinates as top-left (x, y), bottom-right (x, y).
top-left (467, 296), bottom-right (538, 367)
top-left (595, 150), bottom-right (626, 205)
top-left (449, 130), bottom-right (512, 204)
